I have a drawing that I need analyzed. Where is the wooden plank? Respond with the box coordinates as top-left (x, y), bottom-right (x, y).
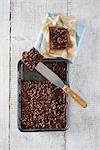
top-left (10, 0), bottom-right (67, 150)
top-left (0, 0), bottom-right (10, 149)
top-left (67, 0), bottom-right (100, 150)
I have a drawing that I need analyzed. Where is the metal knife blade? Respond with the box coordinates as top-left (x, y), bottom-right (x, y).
top-left (35, 62), bottom-right (65, 89)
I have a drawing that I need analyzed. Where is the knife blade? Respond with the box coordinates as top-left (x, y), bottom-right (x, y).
top-left (35, 62), bottom-right (87, 108)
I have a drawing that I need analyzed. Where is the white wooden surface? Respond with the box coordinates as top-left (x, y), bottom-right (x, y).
top-left (0, 0), bottom-right (10, 150)
top-left (67, 0), bottom-right (100, 150)
top-left (0, 0), bottom-right (100, 150)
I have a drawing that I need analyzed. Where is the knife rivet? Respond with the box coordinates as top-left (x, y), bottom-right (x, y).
top-left (73, 95), bottom-right (76, 98)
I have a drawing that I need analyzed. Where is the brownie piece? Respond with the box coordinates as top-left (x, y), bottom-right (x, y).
top-left (21, 47), bottom-right (44, 71)
top-left (49, 27), bottom-right (72, 50)
top-left (20, 61), bottom-right (68, 130)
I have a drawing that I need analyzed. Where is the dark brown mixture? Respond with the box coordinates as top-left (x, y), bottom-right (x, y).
top-left (21, 47), bottom-right (44, 71)
top-left (49, 27), bottom-right (72, 50)
top-left (21, 80), bottom-right (67, 129)
top-left (20, 61), bottom-right (68, 129)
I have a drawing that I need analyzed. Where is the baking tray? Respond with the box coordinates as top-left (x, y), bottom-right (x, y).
top-left (17, 58), bottom-right (70, 132)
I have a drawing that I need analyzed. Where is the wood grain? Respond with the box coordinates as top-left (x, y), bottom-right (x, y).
top-left (67, 0), bottom-right (100, 150)
top-left (10, 0), bottom-right (67, 150)
top-left (0, 0), bottom-right (10, 149)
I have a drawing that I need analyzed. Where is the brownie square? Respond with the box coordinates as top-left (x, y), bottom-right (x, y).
top-left (49, 27), bottom-right (72, 51)
top-left (21, 47), bottom-right (44, 71)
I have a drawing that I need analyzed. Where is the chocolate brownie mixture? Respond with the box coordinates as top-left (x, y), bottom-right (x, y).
top-left (20, 61), bottom-right (68, 130)
top-left (21, 80), bottom-right (67, 129)
top-left (49, 27), bottom-right (72, 50)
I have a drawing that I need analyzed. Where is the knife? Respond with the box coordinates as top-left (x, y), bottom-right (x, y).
top-left (21, 48), bottom-right (87, 108)
top-left (35, 62), bottom-right (87, 108)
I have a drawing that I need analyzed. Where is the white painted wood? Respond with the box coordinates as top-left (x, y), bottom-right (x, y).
top-left (10, 0), bottom-right (67, 150)
top-left (0, 0), bottom-right (10, 149)
top-left (9, 0), bottom-right (100, 149)
top-left (67, 0), bottom-right (100, 150)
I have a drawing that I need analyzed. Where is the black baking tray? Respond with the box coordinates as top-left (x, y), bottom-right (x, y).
top-left (18, 58), bottom-right (70, 132)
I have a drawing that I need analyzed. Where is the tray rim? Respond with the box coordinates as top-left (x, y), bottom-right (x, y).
top-left (17, 58), bottom-right (70, 132)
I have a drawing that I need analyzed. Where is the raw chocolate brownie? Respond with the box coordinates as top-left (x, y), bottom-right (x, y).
top-left (49, 27), bottom-right (72, 50)
top-left (21, 80), bottom-right (67, 129)
top-left (21, 47), bottom-right (44, 71)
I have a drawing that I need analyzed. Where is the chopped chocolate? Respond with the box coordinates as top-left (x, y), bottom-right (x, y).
top-left (21, 47), bottom-right (44, 71)
top-left (49, 27), bottom-right (72, 50)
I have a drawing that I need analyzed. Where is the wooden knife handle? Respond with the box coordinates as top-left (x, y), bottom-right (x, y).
top-left (63, 85), bottom-right (87, 108)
